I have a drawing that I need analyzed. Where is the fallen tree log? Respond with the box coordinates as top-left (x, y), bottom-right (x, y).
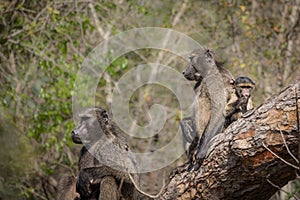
top-left (159, 83), bottom-right (300, 200)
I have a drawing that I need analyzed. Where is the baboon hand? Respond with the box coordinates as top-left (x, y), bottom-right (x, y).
top-left (76, 170), bottom-right (93, 198)
top-left (235, 96), bottom-right (248, 108)
top-left (240, 96), bottom-right (248, 104)
top-left (192, 150), bottom-right (205, 171)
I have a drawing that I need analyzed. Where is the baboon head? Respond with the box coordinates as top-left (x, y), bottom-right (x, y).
top-left (182, 55), bottom-right (203, 81)
top-left (182, 48), bottom-right (216, 81)
top-left (71, 107), bottom-right (109, 144)
top-left (235, 76), bottom-right (255, 99)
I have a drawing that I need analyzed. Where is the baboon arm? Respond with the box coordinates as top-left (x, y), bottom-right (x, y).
top-left (224, 94), bottom-right (239, 117)
top-left (194, 87), bottom-right (211, 135)
top-left (180, 117), bottom-right (196, 143)
top-left (196, 112), bottom-right (225, 160)
top-left (246, 98), bottom-right (254, 110)
top-left (77, 167), bottom-right (128, 198)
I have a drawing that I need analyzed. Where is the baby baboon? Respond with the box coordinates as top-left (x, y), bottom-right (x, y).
top-left (234, 76), bottom-right (255, 113)
top-left (224, 76), bottom-right (255, 128)
top-left (182, 48), bottom-right (235, 170)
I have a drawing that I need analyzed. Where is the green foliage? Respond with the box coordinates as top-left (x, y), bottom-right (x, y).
top-left (0, 0), bottom-right (93, 198)
top-left (289, 180), bottom-right (300, 199)
top-left (0, 118), bottom-right (33, 200)
top-left (107, 56), bottom-right (129, 77)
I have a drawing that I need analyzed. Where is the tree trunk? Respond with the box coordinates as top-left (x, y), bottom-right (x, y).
top-left (159, 83), bottom-right (300, 200)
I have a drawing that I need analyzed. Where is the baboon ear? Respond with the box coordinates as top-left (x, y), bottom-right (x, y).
top-left (205, 49), bottom-right (213, 62)
top-left (189, 54), bottom-right (197, 65)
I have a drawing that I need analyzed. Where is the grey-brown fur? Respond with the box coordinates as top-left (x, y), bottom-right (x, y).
top-left (182, 48), bottom-right (234, 170)
top-left (57, 175), bottom-right (80, 200)
top-left (58, 108), bottom-right (147, 200)
top-left (71, 107), bottom-right (147, 200)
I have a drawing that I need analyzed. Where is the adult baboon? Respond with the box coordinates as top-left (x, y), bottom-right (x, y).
top-left (57, 107), bottom-right (140, 200)
top-left (71, 107), bottom-right (143, 200)
top-left (182, 48), bottom-right (235, 169)
top-left (57, 109), bottom-right (111, 200)
top-left (72, 107), bottom-right (161, 199)
top-left (181, 49), bottom-right (235, 162)
top-left (180, 56), bottom-right (204, 157)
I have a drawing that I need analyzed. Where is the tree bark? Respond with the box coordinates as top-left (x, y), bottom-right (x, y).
top-left (159, 83), bottom-right (300, 200)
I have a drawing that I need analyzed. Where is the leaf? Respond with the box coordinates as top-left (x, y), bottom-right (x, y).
top-left (240, 5), bottom-right (246, 12)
